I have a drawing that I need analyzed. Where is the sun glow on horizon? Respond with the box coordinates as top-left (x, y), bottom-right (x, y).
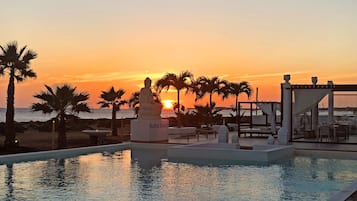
top-left (163, 99), bottom-right (174, 109)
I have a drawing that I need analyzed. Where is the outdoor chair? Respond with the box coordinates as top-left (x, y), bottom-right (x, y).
top-left (318, 125), bottom-right (332, 142)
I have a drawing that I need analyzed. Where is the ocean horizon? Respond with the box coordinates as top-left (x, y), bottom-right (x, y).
top-left (0, 108), bottom-right (174, 122)
top-left (0, 108), bottom-right (239, 123)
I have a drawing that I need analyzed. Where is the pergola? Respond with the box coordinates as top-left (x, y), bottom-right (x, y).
top-left (280, 74), bottom-right (357, 144)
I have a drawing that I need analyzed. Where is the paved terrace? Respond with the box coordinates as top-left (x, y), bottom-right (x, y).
top-left (168, 131), bottom-right (357, 153)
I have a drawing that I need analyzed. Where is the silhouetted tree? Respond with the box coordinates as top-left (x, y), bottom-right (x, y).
top-left (0, 41), bottom-right (37, 148)
top-left (223, 81), bottom-right (252, 137)
top-left (194, 76), bottom-right (227, 126)
top-left (32, 84), bottom-right (90, 148)
top-left (155, 71), bottom-right (194, 114)
top-left (98, 87), bottom-right (127, 136)
top-left (192, 103), bottom-right (222, 126)
top-left (155, 71), bottom-right (193, 127)
top-left (223, 81), bottom-right (252, 118)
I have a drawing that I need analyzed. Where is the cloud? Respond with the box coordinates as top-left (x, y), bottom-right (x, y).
top-left (44, 71), bottom-right (168, 83)
top-left (227, 71), bottom-right (309, 81)
top-left (324, 72), bottom-right (357, 83)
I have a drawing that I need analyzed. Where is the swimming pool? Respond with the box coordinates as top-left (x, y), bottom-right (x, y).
top-left (0, 148), bottom-right (356, 201)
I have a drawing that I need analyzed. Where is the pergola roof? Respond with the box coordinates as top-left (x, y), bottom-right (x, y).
top-left (333, 84), bottom-right (357, 91)
top-left (290, 84), bottom-right (357, 91)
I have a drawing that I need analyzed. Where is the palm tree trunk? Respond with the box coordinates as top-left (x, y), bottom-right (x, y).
top-left (235, 95), bottom-right (239, 137)
top-left (4, 69), bottom-right (16, 148)
top-left (111, 104), bottom-right (118, 136)
top-left (209, 93), bottom-right (213, 126)
top-left (58, 113), bottom-right (67, 149)
top-left (177, 90), bottom-right (180, 113)
top-left (235, 95), bottom-right (238, 120)
top-left (176, 90), bottom-right (182, 127)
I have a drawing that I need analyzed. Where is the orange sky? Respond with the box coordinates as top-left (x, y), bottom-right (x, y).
top-left (1, 0), bottom-right (356, 109)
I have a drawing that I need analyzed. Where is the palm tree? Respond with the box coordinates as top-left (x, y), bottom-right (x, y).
top-left (194, 76), bottom-right (228, 125)
top-left (194, 76), bottom-right (228, 108)
top-left (223, 81), bottom-right (252, 118)
top-left (98, 87), bottom-right (127, 136)
top-left (0, 41), bottom-right (37, 148)
top-left (32, 84), bottom-right (90, 149)
top-left (223, 81), bottom-right (252, 139)
top-left (155, 71), bottom-right (194, 114)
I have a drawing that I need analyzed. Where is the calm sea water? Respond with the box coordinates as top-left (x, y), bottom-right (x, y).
top-left (0, 108), bottom-right (239, 122)
top-left (0, 108), bottom-right (175, 122)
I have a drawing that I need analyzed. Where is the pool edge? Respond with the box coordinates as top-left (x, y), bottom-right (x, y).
top-left (327, 180), bottom-right (357, 201)
top-left (0, 143), bottom-right (131, 164)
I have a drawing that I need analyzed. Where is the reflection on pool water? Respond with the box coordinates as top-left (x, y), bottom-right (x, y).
top-left (0, 148), bottom-right (356, 201)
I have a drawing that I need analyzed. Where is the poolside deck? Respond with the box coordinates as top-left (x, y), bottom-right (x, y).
top-left (1, 128), bottom-right (357, 157)
top-left (168, 131), bottom-right (357, 153)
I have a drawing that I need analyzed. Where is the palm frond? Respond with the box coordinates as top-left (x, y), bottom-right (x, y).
top-left (45, 85), bottom-right (55, 96)
top-left (72, 93), bottom-right (89, 104)
top-left (128, 91), bottom-right (140, 108)
top-left (22, 50), bottom-right (37, 63)
top-left (18, 45), bottom-right (27, 59)
top-left (98, 101), bottom-right (110, 108)
top-left (31, 103), bottom-right (53, 113)
top-left (72, 103), bottom-right (91, 113)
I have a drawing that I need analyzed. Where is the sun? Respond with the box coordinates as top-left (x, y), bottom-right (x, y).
top-left (162, 99), bottom-right (174, 109)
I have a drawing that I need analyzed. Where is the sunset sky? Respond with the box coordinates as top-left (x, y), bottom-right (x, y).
top-left (1, 0), bottom-right (356, 109)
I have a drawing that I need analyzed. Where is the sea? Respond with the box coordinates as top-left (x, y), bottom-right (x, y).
top-left (0, 108), bottom-right (239, 123)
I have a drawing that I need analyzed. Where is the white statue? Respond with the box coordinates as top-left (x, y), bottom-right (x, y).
top-left (138, 77), bottom-right (162, 120)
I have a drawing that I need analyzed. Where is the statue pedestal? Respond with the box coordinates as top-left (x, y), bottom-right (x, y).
top-left (130, 119), bottom-right (169, 142)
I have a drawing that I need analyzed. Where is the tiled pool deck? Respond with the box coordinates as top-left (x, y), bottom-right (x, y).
top-left (169, 131), bottom-right (357, 153)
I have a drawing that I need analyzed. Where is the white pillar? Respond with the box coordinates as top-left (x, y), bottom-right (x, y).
top-left (327, 81), bottom-right (334, 124)
top-left (311, 77), bottom-right (319, 132)
top-left (280, 74), bottom-right (291, 144)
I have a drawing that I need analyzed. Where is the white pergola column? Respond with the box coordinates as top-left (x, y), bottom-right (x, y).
top-left (280, 74), bottom-right (291, 144)
top-left (328, 81), bottom-right (334, 124)
top-left (311, 77), bottom-right (319, 132)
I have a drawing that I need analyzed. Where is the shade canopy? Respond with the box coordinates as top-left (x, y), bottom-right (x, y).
top-left (292, 89), bottom-right (331, 115)
top-left (257, 102), bottom-right (280, 133)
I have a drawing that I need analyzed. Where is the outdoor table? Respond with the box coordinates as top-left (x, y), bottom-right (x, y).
top-left (81, 129), bottom-right (111, 145)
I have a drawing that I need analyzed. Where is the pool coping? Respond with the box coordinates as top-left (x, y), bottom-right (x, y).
top-left (167, 142), bottom-right (294, 162)
top-left (0, 143), bottom-right (130, 164)
top-left (295, 149), bottom-right (357, 160)
top-left (327, 180), bottom-right (357, 201)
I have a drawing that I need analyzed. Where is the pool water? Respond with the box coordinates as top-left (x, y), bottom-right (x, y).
top-left (0, 148), bottom-right (356, 201)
